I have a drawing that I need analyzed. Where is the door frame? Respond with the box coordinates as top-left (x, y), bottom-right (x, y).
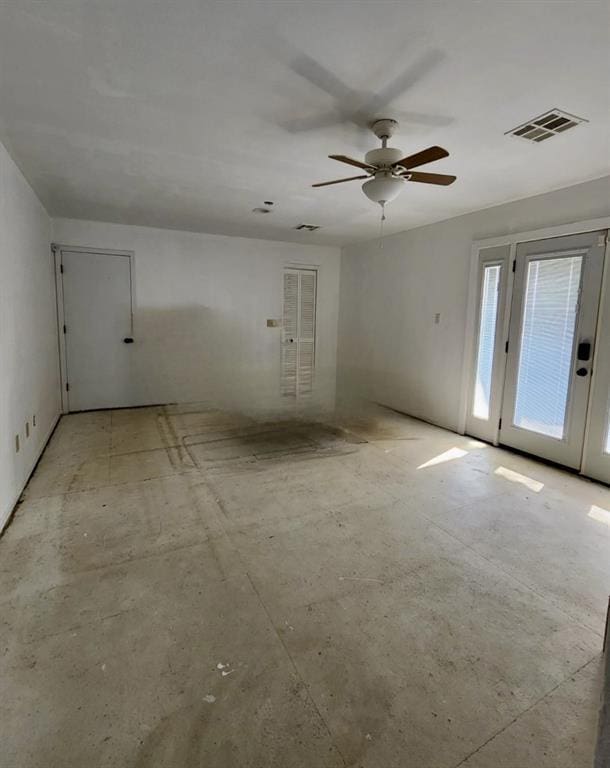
top-left (459, 217), bottom-right (610, 450)
top-left (52, 244), bottom-right (135, 414)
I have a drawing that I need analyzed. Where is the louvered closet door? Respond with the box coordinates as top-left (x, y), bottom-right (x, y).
top-left (281, 269), bottom-right (317, 397)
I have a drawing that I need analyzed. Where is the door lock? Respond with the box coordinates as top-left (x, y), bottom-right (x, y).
top-left (576, 367), bottom-right (588, 377)
top-left (577, 341), bottom-right (591, 361)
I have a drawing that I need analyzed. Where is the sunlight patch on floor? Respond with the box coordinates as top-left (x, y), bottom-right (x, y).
top-left (494, 466), bottom-right (544, 492)
top-left (588, 504), bottom-right (610, 527)
top-left (418, 447), bottom-right (468, 469)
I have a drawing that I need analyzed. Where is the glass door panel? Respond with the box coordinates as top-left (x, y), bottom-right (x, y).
top-left (500, 232), bottom-right (603, 468)
top-left (465, 244), bottom-right (511, 444)
top-left (472, 264), bottom-right (501, 420)
top-left (512, 255), bottom-right (582, 439)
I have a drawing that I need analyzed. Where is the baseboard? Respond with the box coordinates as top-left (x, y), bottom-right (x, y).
top-left (0, 412), bottom-right (61, 535)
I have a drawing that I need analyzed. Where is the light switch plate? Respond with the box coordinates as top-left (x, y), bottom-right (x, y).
top-left (267, 318), bottom-right (281, 328)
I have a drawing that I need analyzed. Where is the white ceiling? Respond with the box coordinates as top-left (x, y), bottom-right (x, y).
top-left (1, 0), bottom-right (609, 246)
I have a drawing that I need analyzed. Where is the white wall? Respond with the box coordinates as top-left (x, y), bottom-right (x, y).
top-left (0, 141), bottom-right (60, 529)
top-left (52, 219), bottom-right (341, 417)
top-left (338, 176), bottom-right (610, 432)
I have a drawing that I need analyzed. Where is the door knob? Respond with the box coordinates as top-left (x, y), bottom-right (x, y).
top-left (576, 367), bottom-right (588, 377)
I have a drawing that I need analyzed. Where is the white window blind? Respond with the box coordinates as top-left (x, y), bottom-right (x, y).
top-left (513, 255), bottom-right (582, 439)
top-left (472, 264), bottom-right (501, 420)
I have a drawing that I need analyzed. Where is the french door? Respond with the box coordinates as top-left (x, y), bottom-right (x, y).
top-left (500, 233), bottom-right (603, 468)
top-left (467, 229), bottom-right (610, 482)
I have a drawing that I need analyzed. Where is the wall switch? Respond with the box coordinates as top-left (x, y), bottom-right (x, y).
top-left (33, 414), bottom-right (36, 427)
top-left (15, 434), bottom-right (20, 453)
top-left (267, 318), bottom-right (281, 328)
top-left (26, 422), bottom-right (30, 438)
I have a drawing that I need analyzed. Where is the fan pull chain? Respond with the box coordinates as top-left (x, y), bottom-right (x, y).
top-left (378, 202), bottom-right (386, 249)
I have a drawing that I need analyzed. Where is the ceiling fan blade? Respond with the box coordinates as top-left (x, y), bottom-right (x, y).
top-left (404, 171), bottom-right (456, 186)
top-left (361, 49), bottom-right (445, 116)
top-left (312, 175), bottom-right (369, 187)
top-left (329, 154), bottom-right (376, 171)
top-left (394, 145), bottom-right (449, 169)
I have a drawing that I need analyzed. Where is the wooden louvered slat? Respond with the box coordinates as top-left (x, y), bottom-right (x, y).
top-left (299, 272), bottom-right (316, 340)
top-left (298, 341), bottom-right (315, 395)
top-left (281, 271), bottom-right (299, 397)
top-left (297, 271), bottom-right (316, 396)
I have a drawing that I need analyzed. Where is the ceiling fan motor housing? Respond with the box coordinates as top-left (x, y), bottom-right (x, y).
top-left (364, 147), bottom-right (404, 168)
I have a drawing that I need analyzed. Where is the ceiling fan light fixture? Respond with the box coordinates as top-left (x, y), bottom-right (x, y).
top-left (362, 172), bottom-right (404, 205)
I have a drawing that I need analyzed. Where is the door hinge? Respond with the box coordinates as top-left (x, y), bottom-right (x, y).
top-left (60, 263), bottom-right (64, 274)
top-left (66, 382), bottom-right (70, 392)
top-left (63, 324), bottom-right (67, 334)
top-left (505, 340), bottom-right (509, 353)
top-left (512, 260), bottom-right (516, 272)
top-left (498, 417), bottom-right (502, 430)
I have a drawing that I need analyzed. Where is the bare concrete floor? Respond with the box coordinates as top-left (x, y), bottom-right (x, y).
top-left (1, 404), bottom-right (608, 767)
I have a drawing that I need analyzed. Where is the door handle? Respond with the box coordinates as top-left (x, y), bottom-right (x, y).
top-left (123, 337), bottom-right (134, 344)
top-left (576, 367), bottom-right (588, 377)
top-left (577, 341), bottom-right (591, 361)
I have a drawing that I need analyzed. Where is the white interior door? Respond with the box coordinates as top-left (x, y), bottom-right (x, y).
top-left (499, 232), bottom-right (604, 467)
top-left (61, 249), bottom-right (134, 411)
top-left (281, 268), bottom-right (316, 398)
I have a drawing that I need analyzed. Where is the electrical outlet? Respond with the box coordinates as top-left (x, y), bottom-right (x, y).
top-left (434, 313), bottom-right (441, 325)
top-left (15, 434), bottom-right (20, 453)
top-left (26, 421), bottom-right (30, 438)
top-left (33, 414), bottom-right (36, 427)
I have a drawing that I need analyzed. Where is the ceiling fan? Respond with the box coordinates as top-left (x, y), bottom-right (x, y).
top-left (312, 119), bottom-right (456, 218)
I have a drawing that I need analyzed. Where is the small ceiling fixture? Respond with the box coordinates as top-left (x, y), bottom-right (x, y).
top-left (506, 109), bottom-right (587, 142)
top-left (312, 119), bottom-right (456, 221)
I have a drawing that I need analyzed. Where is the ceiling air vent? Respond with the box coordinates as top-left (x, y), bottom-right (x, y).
top-left (506, 109), bottom-right (587, 142)
top-left (295, 224), bottom-right (321, 232)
